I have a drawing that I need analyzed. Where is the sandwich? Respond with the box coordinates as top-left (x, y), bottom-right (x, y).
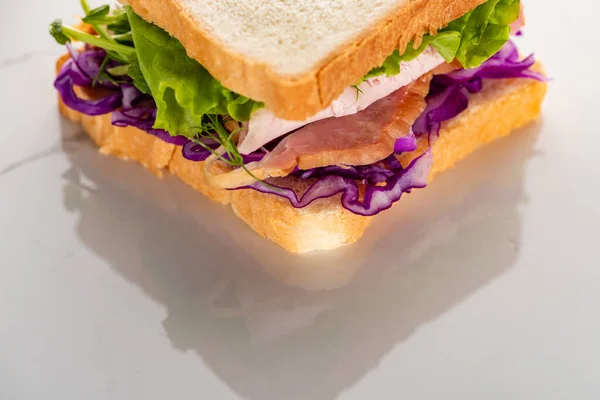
top-left (50, 0), bottom-right (547, 253)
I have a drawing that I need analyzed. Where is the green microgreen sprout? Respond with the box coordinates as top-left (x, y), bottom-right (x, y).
top-left (49, 19), bottom-right (134, 60)
top-left (351, 84), bottom-right (364, 101)
top-left (106, 65), bottom-right (129, 76)
top-left (190, 116), bottom-right (281, 190)
top-left (92, 55), bottom-right (111, 87)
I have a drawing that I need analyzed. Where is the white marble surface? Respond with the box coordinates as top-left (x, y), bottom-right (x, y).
top-left (1, 1), bottom-right (599, 399)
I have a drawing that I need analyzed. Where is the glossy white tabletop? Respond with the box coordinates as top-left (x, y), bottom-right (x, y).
top-left (1, 1), bottom-right (599, 399)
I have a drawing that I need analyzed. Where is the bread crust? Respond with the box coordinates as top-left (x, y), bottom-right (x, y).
top-left (125, 0), bottom-right (486, 121)
top-left (56, 55), bottom-right (546, 253)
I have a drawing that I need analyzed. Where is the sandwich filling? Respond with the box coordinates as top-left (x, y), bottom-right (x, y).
top-left (50, 0), bottom-right (544, 216)
top-left (239, 47), bottom-right (446, 155)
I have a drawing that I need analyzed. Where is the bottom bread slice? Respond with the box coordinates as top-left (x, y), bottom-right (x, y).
top-left (57, 63), bottom-right (547, 253)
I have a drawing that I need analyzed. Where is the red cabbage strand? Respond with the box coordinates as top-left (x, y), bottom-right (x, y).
top-left (236, 150), bottom-right (433, 217)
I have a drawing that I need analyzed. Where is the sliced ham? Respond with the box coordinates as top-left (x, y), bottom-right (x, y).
top-left (238, 46), bottom-right (445, 155)
top-left (205, 75), bottom-right (431, 189)
top-left (261, 75), bottom-right (431, 172)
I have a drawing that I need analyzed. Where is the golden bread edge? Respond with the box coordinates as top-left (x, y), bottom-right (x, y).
top-left (125, 0), bottom-right (486, 121)
top-left (56, 55), bottom-right (547, 253)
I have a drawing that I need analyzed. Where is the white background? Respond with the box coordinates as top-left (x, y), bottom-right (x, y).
top-left (1, 1), bottom-right (599, 399)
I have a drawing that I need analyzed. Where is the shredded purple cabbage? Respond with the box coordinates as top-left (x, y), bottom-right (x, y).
top-left (66, 44), bottom-right (118, 89)
top-left (236, 151), bottom-right (433, 217)
top-left (55, 48), bottom-right (190, 146)
top-left (54, 45), bottom-right (125, 116)
top-left (297, 155), bottom-right (401, 185)
top-left (413, 40), bottom-right (545, 135)
top-left (55, 41), bottom-right (543, 217)
top-left (112, 85), bottom-right (190, 145)
top-left (394, 131), bottom-right (418, 154)
top-left (55, 59), bottom-right (122, 116)
top-left (179, 139), bottom-right (220, 161)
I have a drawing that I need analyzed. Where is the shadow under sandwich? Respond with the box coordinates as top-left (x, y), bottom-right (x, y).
top-left (59, 116), bottom-right (542, 400)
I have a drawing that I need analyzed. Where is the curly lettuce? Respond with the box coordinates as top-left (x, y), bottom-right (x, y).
top-left (362, 0), bottom-right (521, 81)
top-left (126, 10), bottom-right (263, 137)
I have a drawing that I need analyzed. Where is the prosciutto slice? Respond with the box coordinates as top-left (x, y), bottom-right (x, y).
top-left (261, 75), bottom-right (431, 172)
top-left (205, 75), bottom-right (432, 189)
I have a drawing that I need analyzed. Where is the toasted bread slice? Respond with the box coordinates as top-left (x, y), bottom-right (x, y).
top-left (56, 54), bottom-right (547, 253)
top-left (123, 0), bottom-right (486, 121)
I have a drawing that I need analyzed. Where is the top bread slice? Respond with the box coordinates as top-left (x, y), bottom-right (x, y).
top-left (124, 0), bottom-right (486, 121)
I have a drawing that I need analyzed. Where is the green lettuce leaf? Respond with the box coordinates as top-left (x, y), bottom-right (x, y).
top-left (126, 57), bottom-right (151, 94)
top-left (450, 0), bottom-right (521, 67)
top-left (360, 30), bottom-right (461, 82)
top-left (361, 0), bottom-right (520, 81)
top-left (127, 9), bottom-right (263, 137)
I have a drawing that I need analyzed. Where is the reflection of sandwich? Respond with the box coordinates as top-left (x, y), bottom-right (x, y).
top-left (51, 0), bottom-right (546, 253)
